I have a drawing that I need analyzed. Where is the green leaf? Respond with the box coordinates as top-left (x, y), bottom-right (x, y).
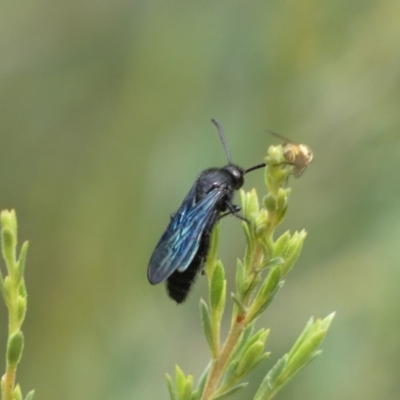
top-left (221, 359), bottom-right (239, 387)
top-left (260, 265), bottom-right (282, 298)
top-left (200, 299), bottom-right (214, 356)
top-left (213, 382), bottom-right (248, 399)
top-left (263, 193), bottom-right (277, 213)
top-left (166, 373), bottom-right (177, 400)
top-left (273, 231), bottom-right (290, 257)
top-left (285, 330), bottom-right (327, 378)
top-left (320, 312), bottom-right (336, 330)
top-left (265, 354), bottom-right (288, 387)
top-left (287, 317), bottom-right (315, 359)
top-left (255, 209), bottom-right (268, 236)
top-left (258, 257), bottom-right (284, 271)
top-left (253, 354), bottom-right (288, 400)
top-left (231, 293), bottom-right (246, 315)
top-left (236, 340), bottom-right (264, 376)
top-left (258, 329), bottom-right (270, 345)
top-left (241, 274), bottom-right (261, 302)
top-left (7, 331), bottom-right (24, 367)
top-left (247, 189), bottom-right (260, 216)
top-left (175, 365), bottom-right (186, 398)
top-left (206, 223), bottom-right (220, 279)
top-left (18, 278), bottom-right (27, 298)
top-left (13, 384), bottom-right (22, 400)
top-left (3, 276), bottom-right (12, 306)
top-left (250, 281), bottom-right (284, 324)
top-left (210, 261), bottom-right (225, 312)
top-left (239, 189), bottom-right (248, 216)
top-left (182, 374), bottom-right (193, 400)
top-left (194, 361), bottom-right (211, 400)
top-left (2, 227), bottom-right (16, 268)
top-left (281, 230), bottom-right (307, 276)
top-left (222, 328), bottom-right (268, 387)
top-left (17, 241), bottom-right (29, 281)
top-left (275, 206), bottom-right (288, 228)
top-left (17, 295), bottom-right (27, 326)
top-left (291, 349), bottom-right (322, 374)
top-left (274, 188), bottom-right (290, 227)
top-left (235, 259), bottom-right (245, 298)
top-left (246, 266), bottom-right (282, 324)
top-left (239, 328), bottom-right (267, 359)
top-left (24, 390), bottom-right (35, 400)
top-left (230, 323), bottom-right (254, 362)
top-left (242, 220), bottom-right (253, 252)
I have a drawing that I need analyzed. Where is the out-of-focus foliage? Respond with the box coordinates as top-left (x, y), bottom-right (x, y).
top-left (0, 1), bottom-right (399, 399)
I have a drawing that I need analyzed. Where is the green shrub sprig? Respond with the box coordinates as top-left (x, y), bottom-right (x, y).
top-left (0, 210), bottom-right (34, 400)
top-left (166, 143), bottom-right (334, 400)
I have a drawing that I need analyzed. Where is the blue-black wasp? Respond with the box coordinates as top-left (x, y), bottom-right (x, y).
top-left (147, 119), bottom-right (266, 303)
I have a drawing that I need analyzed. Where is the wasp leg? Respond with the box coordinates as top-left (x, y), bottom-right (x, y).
top-left (220, 202), bottom-right (250, 224)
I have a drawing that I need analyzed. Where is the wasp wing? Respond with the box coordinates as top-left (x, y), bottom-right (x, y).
top-left (147, 187), bottom-right (223, 284)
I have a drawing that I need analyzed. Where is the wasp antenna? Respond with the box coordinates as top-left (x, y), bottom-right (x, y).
top-left (266, 129), bottom-right (294, 144)
top-left (211, 119), bottom-right (232, 164)
top-left (244, 162), bottom-right (266, 174)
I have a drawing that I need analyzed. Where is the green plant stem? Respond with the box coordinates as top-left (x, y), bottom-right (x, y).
top-left (2, 283), bottom-right (19, 400)
top-left (201, 224), bottom-right (272, 399)
top-left (201, 319), bottom-right (245, 400)
top-left (2, 367), bottom-right (16, 400)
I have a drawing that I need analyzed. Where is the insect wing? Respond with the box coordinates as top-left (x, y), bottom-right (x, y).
top-left (148, 187), bottom-right (223, 284)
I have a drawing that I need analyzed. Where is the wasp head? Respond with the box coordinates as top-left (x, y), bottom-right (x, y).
top-left (223, 164), bottom-right (244, 189)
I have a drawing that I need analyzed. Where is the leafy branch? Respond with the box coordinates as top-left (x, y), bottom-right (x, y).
top-left (0, 210), bottom-right (35, 400)
top-left (167, 143), bottom-right (334, 400)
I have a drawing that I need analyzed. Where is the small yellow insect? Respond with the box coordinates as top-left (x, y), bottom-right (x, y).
top-left (268, 131), bottom-right (314, 178)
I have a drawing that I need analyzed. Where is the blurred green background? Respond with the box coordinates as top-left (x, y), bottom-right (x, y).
top-left (0, 0), bottom-right (399, 399)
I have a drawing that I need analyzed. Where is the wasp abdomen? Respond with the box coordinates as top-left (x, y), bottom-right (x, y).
top-left (166, 221), bottom-right (213, 303)
top-left (166, 262), bottom-right (200, 303)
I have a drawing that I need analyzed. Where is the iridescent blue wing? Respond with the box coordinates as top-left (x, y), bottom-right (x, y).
top-left (147, 187), bottom-right (223, 284)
